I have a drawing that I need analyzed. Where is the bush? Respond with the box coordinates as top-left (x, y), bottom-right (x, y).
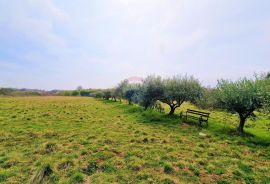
top-left (93, 91), bottom-right (104, 98)
top-left (69, 172), bottom-right (84, 183)
top-left (80, 90), bottom-right (91, 96)
top-left (71, 90), bottom-right (80, 96)
top-left (103, 90), bottom-right (112, 100)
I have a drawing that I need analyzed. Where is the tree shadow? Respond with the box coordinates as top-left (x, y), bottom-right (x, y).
top-left (99, 99), bottom-right (270, 147)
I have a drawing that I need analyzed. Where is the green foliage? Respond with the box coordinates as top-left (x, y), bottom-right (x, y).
top-left (138, 75), bottom-right (202, 115)
top-left (266, 72), bottom-right (270, 79)
top-left (161, 75), bottom-right (203, 115)
top-left (196, 87), bottom-right (218, 109)
top-left (152, 101), bottom-right (165, 113)
top-left (123, 84), bottom-right (141, 104)
top-left (103, 90), bottom-right (112, 100)
top-left (93, 91), bottom-right (104, 98)
top-left (259, 75), bottom-right (270, 111)
top-left (139, 75), bottom-right (165, 109)
top-left (69, 172), bottom-right (84, 183)
top-left (71, 90), bottom-right (80, 96)
top-left (0, 88), bottom-right (41, 96)
top-left (113, 80), bottom-right (129, 100)
top-left (85, 160), bottom-right (98, 175)
top-left (216, 78), bottom-right (265, 132)
top-left (30, 164), bottom-right (53, 184)
top-left (0, 88), bottom-right (16, 95)
top-left (80, 90), bottom-right (91, 96)
top-left (163, 164), bottom-right (173, 174)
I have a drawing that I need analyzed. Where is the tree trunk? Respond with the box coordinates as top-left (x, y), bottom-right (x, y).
top-left (169, 105), bottom-right (175, 115)
top-left (238, 114), bottom-right (246, 133)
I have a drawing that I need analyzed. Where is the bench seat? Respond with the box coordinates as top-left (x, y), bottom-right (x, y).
top-left (181, 109), bottom-right (210, 126)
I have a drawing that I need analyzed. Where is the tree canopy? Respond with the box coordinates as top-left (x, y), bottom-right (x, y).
top-left (216, 78), bottom-right (265, 132)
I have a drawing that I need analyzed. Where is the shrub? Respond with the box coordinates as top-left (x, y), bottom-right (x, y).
top-left (80, 90), bottom-right (91, 96)
top-left (30, 164), bottom-right (53, 184)
top-left (164, 164), bottom-right (174, 174)
top-left (103, 90), bottom-right (112, 100)
top-left (71, 90), bottom-right (80, 96)
top-left (69, 172), bottom-right (84, 183)
top-left (85, 160), bottom-right (98, 175)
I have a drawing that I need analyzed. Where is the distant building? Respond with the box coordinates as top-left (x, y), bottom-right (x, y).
top-left (127, 76), bottom-right (144, 84)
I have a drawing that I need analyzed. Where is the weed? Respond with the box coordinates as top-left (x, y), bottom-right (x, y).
top-left (30, 164), bottom-right (53, 184)
top-left (69, 172), bottom-right (84, 183)
top-left (84, 160), bottom-right (98, 175)
top-left (164, 164), bottom-right (174, 174)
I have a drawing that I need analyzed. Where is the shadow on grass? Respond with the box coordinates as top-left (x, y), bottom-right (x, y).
top-left (99, 99), bottom-right (270, 147)
top-left (209, 121), bottom-right (270, 147)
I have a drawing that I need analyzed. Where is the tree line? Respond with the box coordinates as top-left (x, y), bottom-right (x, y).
top-left (93, 73), bottom-right (270, 133)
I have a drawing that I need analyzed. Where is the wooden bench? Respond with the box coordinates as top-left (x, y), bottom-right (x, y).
top-left (181, 109), bottom-right (210, 127)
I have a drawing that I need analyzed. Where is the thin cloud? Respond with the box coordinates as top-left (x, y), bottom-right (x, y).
top-left (0, 0), bottom-right (269, 90)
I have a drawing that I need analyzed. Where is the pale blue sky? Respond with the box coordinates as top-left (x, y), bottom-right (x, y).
top-left (0, 0), bottom-right (269, 90)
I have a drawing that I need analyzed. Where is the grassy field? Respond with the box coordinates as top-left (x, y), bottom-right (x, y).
top-left (0, 97), bottom-right (269, 184)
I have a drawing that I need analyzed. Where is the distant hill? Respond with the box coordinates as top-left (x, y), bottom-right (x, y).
top-left (0, 88), bottom-right (61, 96)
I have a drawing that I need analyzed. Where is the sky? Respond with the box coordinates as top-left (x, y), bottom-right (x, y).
top-left (0, 0), bottom-right (270, 90)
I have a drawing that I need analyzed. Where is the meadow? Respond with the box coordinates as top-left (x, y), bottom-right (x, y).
top-left (0, 96), bottom-right (269, 184)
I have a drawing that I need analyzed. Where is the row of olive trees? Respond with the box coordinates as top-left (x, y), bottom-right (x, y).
top-left (107, 75), bottom-right (203, 115)
top-left (97, 73), bottom-right (270, 133)
top-left (197, 74), bottom-right (270, 133)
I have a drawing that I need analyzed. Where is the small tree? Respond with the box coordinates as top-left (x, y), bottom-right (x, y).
top-left (103, 90), bottom-right (112, 100)
top-left (139, 75), bottom-right (164, 110)
top-left (196, 87), bottom-right (219, 109)
top-left (138, 75), bottom-right (202, 114)
top-left (260, 73), bottom-right (270, 112)
top-left (123, 84), bottom-right (141, 105)
top-left (80, 90), bottom-right (91, 96)
top-left (77, 86), bottom-right (83, 90)
top-left (94, 91), bottom-right (104, 98)
top-left (216, 78), bottom-right (265, 133)
top-left (266, 72), bottom-right (270, 79)
top-left (160, 75), bottom-right (203, 115)
top-left (113, 80), bottom-right (129, 101)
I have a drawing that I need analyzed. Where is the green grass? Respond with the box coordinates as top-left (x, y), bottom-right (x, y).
top-left (0, 96), bottom-right (269, 183)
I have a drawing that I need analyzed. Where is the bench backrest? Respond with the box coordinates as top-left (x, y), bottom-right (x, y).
top-left (186, 109), bottom-right (210, 117)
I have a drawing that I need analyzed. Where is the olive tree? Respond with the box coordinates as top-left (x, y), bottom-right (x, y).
top-left (260, 73), bottom-right (270, 112)
top-left (113, 80), bottom-right (129, 101)
top-left (216, 78), bottom-right (265, 133)
top-left (266, 72), bottom-right (270, 79)
top-left (160, 75), bottom-right (203, 115)
top-left (195, 88), bottom-right (219, 109)
top-left (123, 84), bottom-right (141, 104)
top-left (103, 90), bottom-right (112, 100)
top-left (139, 75), bottom-right (202, 115)
top-left (139, 75), bottom-right (164, 110)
